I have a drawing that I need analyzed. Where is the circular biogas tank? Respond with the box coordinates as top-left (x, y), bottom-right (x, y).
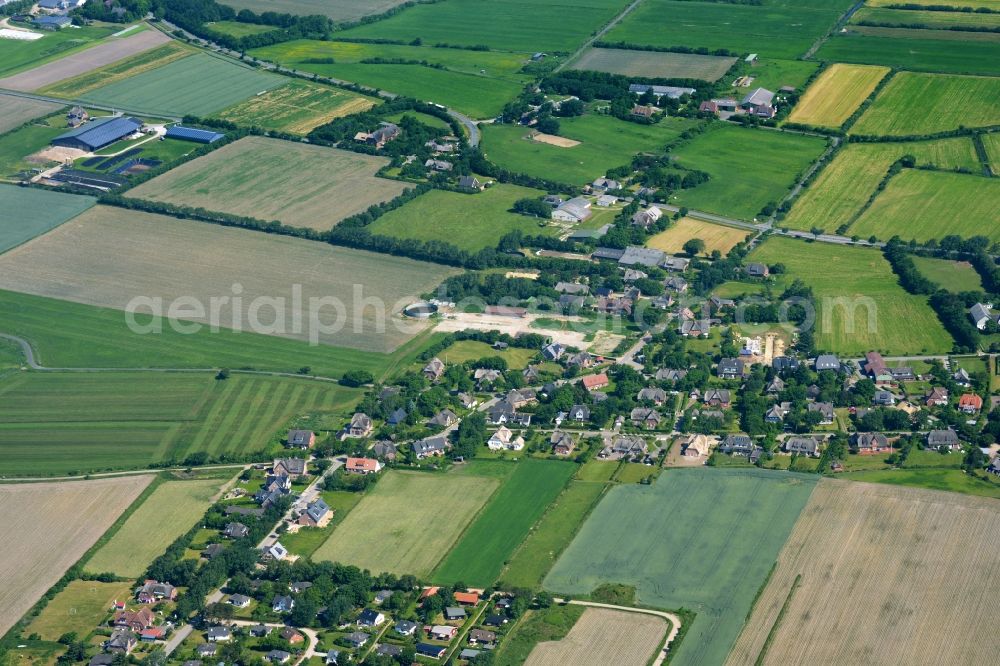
top-left (403, 302), bottom-right (438, 318)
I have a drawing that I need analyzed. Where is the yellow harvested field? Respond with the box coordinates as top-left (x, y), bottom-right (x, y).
top-left (0, 476), bottom-right (151, 637)
top-left (788, 63), bottom-right (889, 128)
top-left (526, 607), bottom-right (667, 666)
top-left (726, 480), bottom-right (1000, 666)
top-left (646, 217), bottom-right (750, 255)
top-left (0, 206), bottom-right (456, 352)
top-left (39, 41), bottom-right (195, 98)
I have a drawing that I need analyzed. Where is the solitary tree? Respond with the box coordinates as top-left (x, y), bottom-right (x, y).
top-left (682, 238), bottom-right (705, 256)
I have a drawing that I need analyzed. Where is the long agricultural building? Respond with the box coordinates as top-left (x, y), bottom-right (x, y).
top-left (51, 116), bottom-right (143, 151)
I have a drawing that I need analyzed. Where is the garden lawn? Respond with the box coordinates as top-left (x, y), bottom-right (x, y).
top-left (481, 114), bottom-right (701, 185)
top-left (312, 467), bottom-right (502, 577)
top-left (646, 217), bottom-right (750, 256)
top-left (912, 256), bottom-right (984, 293)
top-left (0, 185), bottom-right (94, 254)
top-left (787, 63), bottom-right (889, 128)
top-left (280, 490), bottom-right (363, 558)
top-left (749, 237), bottom-right (954, 355)
top-left (852, 72), bottom-right (1000, 136)
top-left (26, 580), bottom-right (133, 640)
top-left (783, 137), bottom-right (980, 232)
top-left (669, 124), bottom-right (827, 221)
top-left (433, 459), bottom-right (577, 586)
top-left (543, 468), bottom-right (817, 666)
top-left (437, 340), bottom-right (538, 369)
top-left (368, 184), bottom-right (557, 252)
top-left (852, 170), bottom-right (1000, 243)
top-left (817, 32), bottom-right (1000, 77)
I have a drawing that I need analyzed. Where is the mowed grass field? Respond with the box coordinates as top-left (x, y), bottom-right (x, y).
top-left (482, 114), bottom-right (701, 185)
top-left (984, 132), bottom-right (1000, 174)
top-left (726, 480), bottom-right (1000, 666)
top-left (433, 459), bottom-right (577, 586)
top-left (0, 289), bottom-right (440, 380)
top-left (852, 170), bottom-right (1000, 242)
top-left (0, 206), bottom-right (454, 352)
top-left (0, 371), bottom-right (360, 476)
top-left (205, 20), bottom-right (278, 37)
top-left (0, 94), bottom-right (63, 135)
top-left (0, 476), bottom-right (150, 638)
top-left (787, 63), bottom-right (889, 128)
top-left (85, 478), bottom-right (222, 576)
top-left (219, 0), bottom-right (410, 21)
top-left (571, 47), bottom-right (735, 81)
top-left (213, 80), bottom-right (375, 134)
top-left (368, 184), bottom-right (559, 252)
top-left (853, 6), bottom-right (1000, 30)
top-left (26, 580), bottom-right (133, 641)
top-left (129, 136), bottom-right (407, 231)
top-left (336, 0), bottom-right (634, 52)
top-left (783, 137), bottom-right (979, 232)
top-left (912, 256), bottom-right (983, 292)
top-left (544, 468), bottom-right (817, 666)
top-left (669, 125), bottom-right (828, 221)
top-left (0, 185), bottom-right (95, 254)
top-left (646, 217), bottom-right (750, 256)
top-left (38, 41), bottom-right (194, 98)
top-left (749, 237), bottom-right (953, 354)
top-left (525, 608), bottom-right (667, 666)
top-left (78, 52), bottom-right (285, 117)
top-left (436, 339), bottom-right (538, 369)
top-left (852, 72), bottom-right (1000, 136)
top-left (817, 31), bottom-right (1000, 77)
top-left (605, 0), bottom-right (852, 60)
top-left (313, 467), bottom-right (502, 577)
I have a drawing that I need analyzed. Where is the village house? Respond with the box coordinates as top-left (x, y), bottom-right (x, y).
top-left (853, 432), bottom-right (889, 454)
top-left (273, 457), bottom-right (307, 478)
top-left (703, 389), bottom-right (731, 408)
top-left (864, 352), bottom-right (893, 385)
top-left (206, 627), bottom-right (232, 643)
top-left (468, 629), bottom-right (497, 646)
top-left (488, 400), bottom-right (532, 426)
top-left (413, 436), bottom-right (449, 459)
top-left (423, 357), bottom-right (446, 381)
top-left (765, 401), bottom-right (792, 424)
top-left (581, 373), bottom-right (609, 392)
top-left (346, 457), bottom-right (383, 474)
top-left (487, 425), bottom-right (525, 451)
top-left (808, 401), bottom-right (835, 424)
top-left (720, 433), bottom-right (754, 456)
top-left (113, 608), bottom-right (155, 632)
top-left (266, 651), bottom-right (291, 664)
top-left (567, 404), bottom-right (591, 422)
top-left (601, 435), bottom-right (647, 460)
top-left (631, 205), bottom-right (662, 229)
top-left (717, 358), bottom-right (745, 379)
top-left (637, 387), bottom-right (667, 405)
top-left (346, 414), bottom-right (373, 438)
top-left (228, 594), bottom-right (251, 608)
top-left (298, 498), bottom-right (332, 527)
top-left (683, 433), bottom-right (713, 458)
top-left (430, 625), bottom-right (459, 641)
top-left (873, 390), bottom-right (896, 407)
top-left (345, 633), bottom-right (370, 649)
top-left (970, 302), bottom-right (995, 330)
top-left (784, 436), bottom-right (819, 457)
top-left (387, 408), bottom-right (408, 426)
top-left (357, 609), bottom-right (386, 628)
top-left (424, 158), bottom-right (453, 172)
top-left (223, 522), bottom-right (249, 539)
top-left (928, 428), bottom-right (961, 450)
top-left (814, 354), bottom-right (841, 372)
top-left (550, 431), bottom-right (576, 455)
top-left (428, 408), bottom-right (458, 427)
top-left (355, 122), bottom-right (399, 148)
top-left (104, 630), bottom-right (137, 655)
top-left (136, 580), bottom-right (177, 604)
top-left (417, 644), bottom-right (447, 659)
top-left (740, 87), bottom-right (776, 118)
top-left (959, 393), bottom-right (983, 414)
top-left (767, 376), bottom-right (785, 394)
top-left (272, 595), bottom-right (295, 613)
top-left (925, 387), bottom-right (949, 407)
top-left (395, 620), bottom-right (418, 636)
top-left (264, 542), bottom-right (288, 562)
top-left (286, 429), bottom-right (315, 449)
top-left (542, 342), bottom-right (567, 360)
top-left (458, 175), bottom-right (484, 190)
top-left (552, 196), bottom-right (593, 222)
top-left (662, 256), bottom-right (691, 273)
top-left (656, 368), bottom-right (688, 383)
top-left (630, 407), bottom-right (663, 430)
top-left (196, 644), bottom-right (217, 658)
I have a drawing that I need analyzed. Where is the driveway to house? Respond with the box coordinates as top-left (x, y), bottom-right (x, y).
top-left (552, 598), bottom-right (682, 666)
top-left (257, 455), bottom-right (346, 550)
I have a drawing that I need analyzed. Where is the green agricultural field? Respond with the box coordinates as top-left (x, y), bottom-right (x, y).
top-left (853, 72), bottom-right (1000, 136)
top-left (985, 132), bottom-right (1000, 174)
top-left (382, 110), bottom-right (451, 131)
top-left (0, 112), bottom-right (69, 180)
top-left (749, 237), bottom-right (953, 355)
top-left (605, 0), bottom-right (852, 60)
top-left (0, 370), bottom-right (360, 476)
top-left (312, 467), bottom-right (502, 577)
top-left (852, 170), bottom-right (1000, 243)
top-left (787, 63), bottom-right (889, 128)
top-left (737, 58), bottom-right (821, 93)
top-left (337, 0), bottom-right (633, 52)
top-left (544, 468), bottom-right (817, 666)
top-left (219, 0), bottom-right (410, 21)
top-left (85, 478), bottom-right (222, 576)
top-left (368, 184), bottom-right (559, 252)
top-left (783, 137), bottom-right (980, 232)
top-left (0, 289), bottom-right (440, 380)
top-left (0, 94), bottom-right (63, 135)
top-left (212, 80), bottom-right (375, 134)
top-left (205, 20), bottom-right (279, 37)
top-left (0, 25), bottom-right (118, 78)
top-left (816, 30), bottom-right (1000, 76)
top-left (570, 47), bottom-right (735, 81)
top-left (38, 41), bottom-right (195, 98)
top-left (482, 114), bottom-right (701, 185)
top-left (853, 6), bottom-right (1000, 30)
top-left (867, 0), bottom-right (1000, 8)
top-left (78, 52), bottom-right (285, 117)
top-left (433, 459), bottom-right (576, 586)
top-left (500, 479), bottom-right (608, 589)
top-left (493, 603), bottom-right (586, 666)
top-left (669, 124), bottom-right (828, 221)
top-left (435, 339), bottom-right (538, 369)
top-left (25, 580), bottom-right (133, 640)
top-left (0, 185), bottom-right (94, 254)
top-left (839, 468), bottom-right (1000, 499)
top-left (912, 256), bottom-right (984, 292)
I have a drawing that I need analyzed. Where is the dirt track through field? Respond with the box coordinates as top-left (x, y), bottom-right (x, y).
top-left (0, 476), bottom-right (151, 637)
top-left (526, 607), bottom-right (667, 666)
top-left (0, 29), bottom-right (169, 91)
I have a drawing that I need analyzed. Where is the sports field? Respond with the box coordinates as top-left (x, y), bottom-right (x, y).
top-left (783, 138), bottom-right (979, 232)
top-left (525, 608), bottom-right (667, 666)
top-left (816, 30), bottom-right (1000, 77)
top-left (0, 185), bottom-right (95, 254)
top-left (481, 114), bottom-right (701, 185)
top-left (852, 170), bottom-right (1000, 242)
top-left (669, 125), bottom-right (828, 221)
top-left (852, 72), bottom-right (1000, 136)
top-left (787, 63), bottom-right (889, 128)
top-left (749, 237), bottom-right (953, 355)
top-left (39, 41), bottom-right (195, 98)
top-left (368, 184), bottom-right (559, 252)
top-left (0, 476), bottom-right (150, 638)
top-left (313, 467), bottom-right (501, 577)
top-left (219, 0), bottom-right (410, 21)
top-left (337, 0), bottom-right (634, 52)
top-left (605, 0), bottom-right (852, 60)
top-left (544, 468), bottom-right (817, 666)
top-left (0, 206), bottom-right (454, 352)
top-left (26, 580), bottom-right (133, 641)
top-left (78, 52), bottom-right (285, 117)
top-left (129, 136), bottom-right (407, 231)
top-left (727, 480), bottom-right (1000, 666)
top-left (0, 371), bottom-right (358, 475)
top-left (213, 80), bottom-right (375, 134)
top-left (646, 217), bottom-right (749, 256)
top-left (0, 94), bottom-right (63, 135)
top-left (912, 256), bottom-right (983, 293)
top-left (0, 25), bottom-right (120, 80)
top-left (433, 459), bottom-right (577, 586)
top-left (571, 47), bottom-right (735, 81)
top-left (86, 478), bottom-right (222, 576)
